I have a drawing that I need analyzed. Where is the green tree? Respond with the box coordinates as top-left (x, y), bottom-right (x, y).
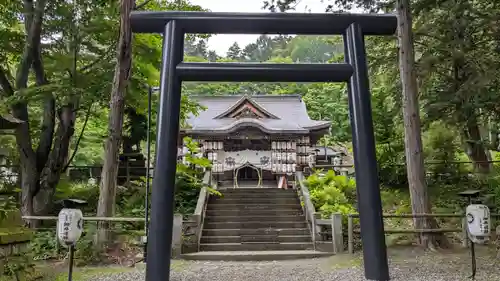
top-left (0, 0), bottom-right (209, 223)
top-left (96, 0), bottom-right (207, 242)
top-left (0, 0), bottom-right (116, 222)
top-left (415, 0), bottom-right (500, 173)
top-left (226, 42), bottom-right (242, 60)
top-left (96, 0), bottom-right (134, 243)
top-left (262, 0), bottom-right (454, 249)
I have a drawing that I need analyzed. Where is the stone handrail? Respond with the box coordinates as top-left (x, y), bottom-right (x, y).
top-left (295, 171), bottom-right (320, 246)
top-left (194, 171), bottom-right (212, 222)
top-left (193, 171), bottom-right (214, 251)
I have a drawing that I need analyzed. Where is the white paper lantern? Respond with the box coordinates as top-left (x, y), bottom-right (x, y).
top-left (57, 209), bottom-right (84, 247)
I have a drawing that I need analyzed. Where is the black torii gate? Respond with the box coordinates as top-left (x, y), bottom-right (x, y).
top-left (130, 11), bottom-right (397, 281)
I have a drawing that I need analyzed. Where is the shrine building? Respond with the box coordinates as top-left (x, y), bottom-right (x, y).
top-left (179, 94), bottom-right (331, 188)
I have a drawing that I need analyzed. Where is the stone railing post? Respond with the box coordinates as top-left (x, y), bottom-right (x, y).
top-left (348, 214), bottom-right (354, 254)
top-left (331, 213), bottom-right (344, 254)
top-left (171, 214), bottom-right (183, 258)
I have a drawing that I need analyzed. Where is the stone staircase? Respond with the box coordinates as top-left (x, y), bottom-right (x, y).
top-left (183, 186), bottom-right (332, 260)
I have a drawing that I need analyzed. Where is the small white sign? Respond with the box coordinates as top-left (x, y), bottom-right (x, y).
top-left (57, 208), bottom-right (84, 247)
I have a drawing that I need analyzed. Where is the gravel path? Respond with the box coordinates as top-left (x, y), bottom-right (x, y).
top-left (84, 248), bottom-right (500, 281)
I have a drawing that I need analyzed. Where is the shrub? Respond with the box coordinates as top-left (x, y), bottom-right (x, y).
top-left (304, 170), bottom-right (356, 218)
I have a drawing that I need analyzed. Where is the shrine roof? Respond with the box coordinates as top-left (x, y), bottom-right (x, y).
top-left (182, 94), bottom-right (330, 135)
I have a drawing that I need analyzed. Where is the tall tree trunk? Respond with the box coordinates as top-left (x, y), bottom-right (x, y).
top-left (488, 118), bottom-right (499, 151)
top-left (396, 0), bottom-right (449, 249)
top-left (463, 118), bottom-right (492, 174)
top-left (96, 0), bottom-right (134, 243)
top-left (2, 0), bottom-right (79, 225)
top-left (13, 0), bottom-right (48, 227)
top-left (36, 106), bottom-right (76, 214)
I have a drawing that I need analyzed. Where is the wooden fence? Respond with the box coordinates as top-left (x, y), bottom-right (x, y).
top-left (346, 213), bottom-right (500, 254)
top-left (23, 213), bottom-right (500, 255)
top-left (314, 213), bottom-right (500, 254)
top-left (21, 215), bottom-right (186, 257)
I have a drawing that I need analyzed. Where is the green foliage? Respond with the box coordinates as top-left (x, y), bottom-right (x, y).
top-left (29, 231), bottom-right (59, 261)
top-left (380, 189), bottom-right (411, 214)
top-left (29, 224), bottom-right (112, 265)
top-left (484, 168), bottom-right (500, 209)
top-left (1, 253), bottom-right (36, 281)
top-left (73, 225), bottom-right (104, 265)
top-left (304, 170), bottom-right (357, 218)
top-left (423, 122), bottom-right (466, 182)
top-left (115, 136), bottom-right (212, 217)
top-left (54, 179), bottom-right (99, 213)
top-left (0, 175), bottom-right (18, 222)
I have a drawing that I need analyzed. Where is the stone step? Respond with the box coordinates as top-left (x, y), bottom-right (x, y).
top-left (208, 198), bottom-right (300, 205)
top-left (202, 228), bottom-right (311, 237)
top-left (200, 242), bottom-right (314, 251)
top-left (181, 250), bottom-right (333, 261)
top-left (215, 192), bottom-right (298, 198)
top-left (208, 204), bottom-right (302, 210)
top-left (205, 209), bottom-right (303, 216)
top-left (219, 188), bottom-right (296, 194)
top-left (201, 235), bottom-right (311, 244)
top-left (205, 215), bottom-right (305, 223)
top-left (204, 221), bottom-right (308, 229)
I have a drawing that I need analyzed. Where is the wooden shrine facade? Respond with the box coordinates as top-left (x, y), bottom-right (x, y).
top-left (178, 95), bottom-right (330, 184)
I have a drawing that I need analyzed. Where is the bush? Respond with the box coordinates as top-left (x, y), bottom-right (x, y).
top-left (304, 170), bottom-right (356, 218)
top-left (55, 178), bottom-right (100, 214)
top-left (30, 231), bottom-right (59, 261)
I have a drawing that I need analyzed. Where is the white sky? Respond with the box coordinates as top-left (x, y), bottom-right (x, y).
top-left (189, 0), bottom-right (334, 55)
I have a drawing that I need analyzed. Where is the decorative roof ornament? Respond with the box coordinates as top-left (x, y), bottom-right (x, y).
top-left (235, 107), bottom-right (261, 119)
top-left (214, 95), bottom-right (279, 119)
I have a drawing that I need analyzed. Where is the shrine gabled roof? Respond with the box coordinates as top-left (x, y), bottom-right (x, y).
top-left (182, 94), bottom-right (330, 135)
